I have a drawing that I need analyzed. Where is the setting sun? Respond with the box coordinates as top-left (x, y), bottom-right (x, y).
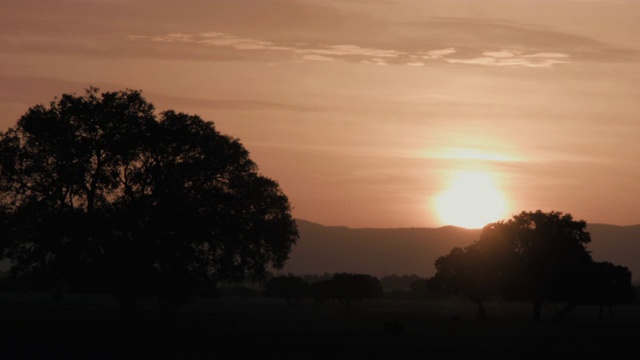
top-left (436, 171), bottom-right (507, 229)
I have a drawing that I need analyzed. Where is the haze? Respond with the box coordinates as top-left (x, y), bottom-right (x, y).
top-left (2, 0), bottom-right (640, 228)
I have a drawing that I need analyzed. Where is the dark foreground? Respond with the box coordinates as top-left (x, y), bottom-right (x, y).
top-left (1, 295), bottom-right (639, 359)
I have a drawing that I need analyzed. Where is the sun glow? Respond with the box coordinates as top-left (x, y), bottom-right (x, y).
top-left (436, 171), bottom-right (507, 229)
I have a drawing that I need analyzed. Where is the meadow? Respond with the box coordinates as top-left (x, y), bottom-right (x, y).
top-left (1, 293), bottom-right (638, 359)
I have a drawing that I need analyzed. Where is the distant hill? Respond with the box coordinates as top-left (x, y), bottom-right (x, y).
top-left (587, 223), bottom-right (640, 280)
top-left (281, 219), bottom-right (480, 278)
top-left (281, 219), bottom-right (640, 281)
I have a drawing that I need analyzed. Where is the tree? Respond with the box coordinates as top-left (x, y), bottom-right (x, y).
top-left (430, 210), bottom-right (597, 322)
top-left (583, 261), bottom-right (634, 322)
top-left (380, 274), bottom-right (423, 291)
top-left (264, 275), bottom-right (309, 305)
top-left (0, 87), bottom-right (299, 315)
top-left (331, 273), bottom-right (382, 309)
top-left (409, 278), bottom-right (431, 301)
top-left (427, 242), bottom-right (507, 320)
top-left (487, 211), bottom-right (593, 321)
top-left (309, 279), bottom-right (334, 304)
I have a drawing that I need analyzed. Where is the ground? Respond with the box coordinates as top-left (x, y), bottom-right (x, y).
top-left (1, 294), bottom-right (638, 359)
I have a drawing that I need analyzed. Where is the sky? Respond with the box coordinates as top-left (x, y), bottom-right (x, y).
top-left (2, 0), bottom-right (640, 228)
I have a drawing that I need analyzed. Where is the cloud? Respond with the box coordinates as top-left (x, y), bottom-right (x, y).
top-left (129, 32), bottom-right (404, 63)
top-left (148, 33), bottom-right (195, 43)
top-left (482, 50), bottom-right (520, 58)
top-left (446, 57), bottom-right (570, 68)
top-left (447, 49), bottom-right (571, 68)
top-left (4, 0), bottom-right (640, 68)
top-left (417, 48), bottom-right (457, 60)
top-left (524, 52), bottom-right (571, 58)
top-left (134, 32), bottom-right (280, 51)
top-left (296, 44), bottom-right (404, 58)
top-left (128, 31), bottom-right (575, 68)
top-left (447, 57), bottom-right (498, 66)
top-left (301, 54), bottom-right (336, 61)
top-left (360, 59), bottom-right (388, 66)
top-left (131, 33), bottom-right (404, 58)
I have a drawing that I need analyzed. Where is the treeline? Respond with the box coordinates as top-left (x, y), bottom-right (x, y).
top-left (2, 266), bottom-right (639, 319)
top-left (2, 210), bottom-right (638, 323)
top-left (211, 270), bottom-right (639, 315)
top-left (218, 211), bottom-right (640, 322)
top-left (213, 272), bottom-right (444, 307)
top-left (0, 269), bottom-right (429, 300)
top-left (428, 211), bottom-right (637, 322)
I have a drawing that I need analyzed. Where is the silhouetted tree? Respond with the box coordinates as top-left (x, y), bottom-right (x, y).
top-left (428, 244), bottom-right (500, 320)
top-left (331, 273), bottom-right (382, 309)
top-left (264, 275), bottom-right (309, 305)
top-left (586, 261), bottom-right (634, 322)
top-left (484, 211), bottom-right (593, 322)
top-left (431, 210), bottom-right (597, 322)
top-left (301, 273), bottom-right (332, 285)
top-left (380, 274), bottom-right (423, 291)
top-left (0, 87), bottom-right (299, 316)
top-left (409, 278), bottom-right (430, 301)
top-left (309, 279), bottom-right (334, 304)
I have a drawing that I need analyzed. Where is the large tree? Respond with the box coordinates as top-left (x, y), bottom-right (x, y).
top-left (430, 210), bottom-right (598, 322)
top-left (490, 210), bottom-right (593, 321)
top-left (0, 87), bottom-right (299, 314)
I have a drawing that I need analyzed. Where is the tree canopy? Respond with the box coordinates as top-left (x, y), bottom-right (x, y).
top-left (264, 275), bottom-right (309, 305)
top-left (429, 210), bottom-right (633, 321)
top-left (428, 244), bottom-right (495, 320)
top-left (0, 87), bottom-right (299, 313)
top-left (331, 273), bottom-right (383, 309)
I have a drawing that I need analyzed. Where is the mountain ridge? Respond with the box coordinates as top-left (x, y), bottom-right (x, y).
top-left (282, 219), bottom-right (640, 281)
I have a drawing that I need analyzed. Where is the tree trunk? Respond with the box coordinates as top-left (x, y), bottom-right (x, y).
top-left (533, 300), bottom-right (543, 322)
top-left (598, 304), bottom-right (604, 323)
top-left (598, 303), bottom-right (613, 322)
top-left (476, 301), bottom-right (488, 321)
top-left (552, 303), bottom-right (576, 323)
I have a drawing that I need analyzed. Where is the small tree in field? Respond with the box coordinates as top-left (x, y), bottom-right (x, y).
top-left (332, 273), bottom-right (382, 310)
top-left (581, 261), bottom-right (634, 322)
top-left (264, 275), bottom-right (309, 305)
top-left (428, 245), bottom-right (491, 320)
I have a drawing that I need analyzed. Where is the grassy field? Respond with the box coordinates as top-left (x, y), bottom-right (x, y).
top-left (1, 294), bottom-right (639, 359)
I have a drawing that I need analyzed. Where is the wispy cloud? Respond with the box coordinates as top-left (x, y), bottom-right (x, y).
top-left (524, 52), bottom-right (571, 59)
top-left (416, 48), bottom-right (457, 60)
top-left (447, 49), bottom-right (571, 68)
top-left (130, 32), bottom-right (282, 51)
top-left (482, 50), bottom-right (520, 58)
top-left (129, 31), bottom-right (574, 68)
top-left (361, 58), bottom-right (389, 66)
top-left (301, 54), bottom-right (336, 62)
top-left (296, 44), bottom-right (404, 58)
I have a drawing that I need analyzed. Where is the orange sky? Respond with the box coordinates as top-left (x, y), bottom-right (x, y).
top-left (2, 0), bottom-right (640, 228)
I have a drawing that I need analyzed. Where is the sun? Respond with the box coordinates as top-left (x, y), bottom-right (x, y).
top-left (436, 171), bottom-right (507, 229)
